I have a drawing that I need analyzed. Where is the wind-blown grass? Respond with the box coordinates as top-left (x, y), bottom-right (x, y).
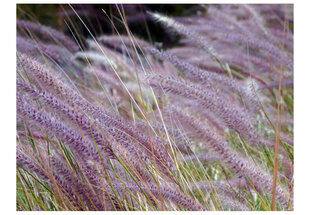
top-left (16, 4), bottom-right (293, 211)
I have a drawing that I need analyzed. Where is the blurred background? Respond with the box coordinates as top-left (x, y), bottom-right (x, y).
top-left (17, 4), bottom-right (205, 47)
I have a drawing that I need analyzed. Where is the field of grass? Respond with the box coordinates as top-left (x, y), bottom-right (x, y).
top-left (16, 4), bottom-right (293, 211)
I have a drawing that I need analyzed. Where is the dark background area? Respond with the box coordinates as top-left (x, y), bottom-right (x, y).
top-left (17, 4), bottom-right (205, 47)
